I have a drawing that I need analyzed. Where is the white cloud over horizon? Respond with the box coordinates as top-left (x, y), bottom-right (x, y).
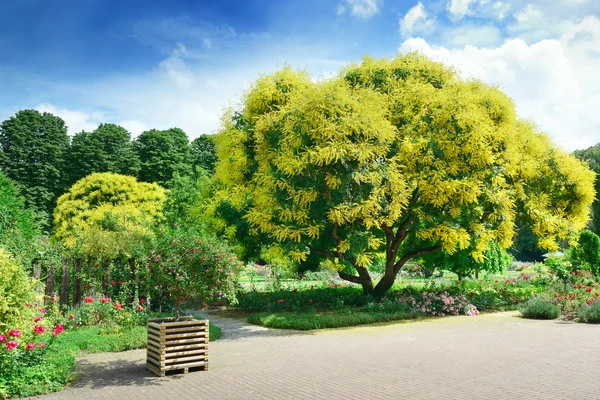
top-left (399, 15), bottom-right (600, 151)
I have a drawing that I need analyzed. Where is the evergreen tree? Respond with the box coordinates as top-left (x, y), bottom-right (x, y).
top-left (0, 109), bottom-right (69, 226)
top-left (135, 128), bottom-right (192, 186)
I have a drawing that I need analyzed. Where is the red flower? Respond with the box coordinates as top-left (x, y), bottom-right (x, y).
top-left (140, 298), bottom-right (146, 304)
top-left (34, 325), bottom-right (45, 334)
top-left (309, 299), bottom-right (313, 303)
top-left (34, 315), bottom-right (43, 322)
top-left (586, 287), bottom-right (592, 292)
top-left (84, 296), bottom-right (94, 303)
top-left (0, 334), bottom-right (6, 342)
top-left (39, 307), bottom-right (46, 313)
top-left (111, 280), bottom-right (116, 285)
top-left (138, 304), bottom-right (145, 311)
top-left (6, 340), bottom-right (18, 350)
top-left (39, 343), bottom-right (46, 348)
top-left (8, 329), bottom-right (21, 338)
top-left (587, 301), bottom-right (592, 305)
top-left (25, 343), bottom-right (36, 350)
top-left (277, 299), bottom-right (284, 304)
top-left (115, 303), bottom-right (123, 311)
top-left (53, 324), bottom-right (64, 337)
top-left (70, 313), bottom-right (75, 319)
top-left (515, 300), bottom-right (519, 304)
top-left (470, 292), bottom-right (475, 297)
top-left (495, 280), bottom-right (499, 283)
top-left (118, 281), bottom-right (123, 285)
top-left (101, 297), bottom-right (112, 304)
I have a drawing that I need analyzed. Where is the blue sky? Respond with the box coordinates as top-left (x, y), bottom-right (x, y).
top-left (1, 0), bottom-right (599, 150)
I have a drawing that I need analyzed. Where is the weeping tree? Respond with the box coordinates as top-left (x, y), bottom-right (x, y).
top-left (215, 54), bottom-right (595, 296)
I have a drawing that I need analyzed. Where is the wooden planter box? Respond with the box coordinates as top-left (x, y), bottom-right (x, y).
top-left (146, 317), bottom-right (209, 377)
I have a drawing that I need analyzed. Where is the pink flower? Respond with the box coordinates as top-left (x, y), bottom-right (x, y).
top-left (84, 296), bottom-right (94, 303)
top-left (25, 343), bottom-right (36, 350)
top-left (34, 315), bottom-right (43, 322)
top-left (8, 329), bottom-right (21, 338)
top-left (34, 325), bottom-right (45, 334)
top-left (39, 308), bottom-right (46, 313)
top-left (101, 297), bottom-right (112, 304)
top-left (277, 299), bottom-right (284, 304)
top-left (39, 343), bottom-right (46, 348)
top-left (309, 299), bottom-right (313, 303)
top-left (115, 303), bottom-right (123, 311)
top-left (137, 304), bottom-right (145, 311)
top-left (0, 334), bottom-right (6, 342)
top-left (6, 340), bottom-right (18, 350)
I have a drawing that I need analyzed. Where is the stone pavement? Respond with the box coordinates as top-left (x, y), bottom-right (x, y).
top-left (31, 311), bottom-right (600, 399)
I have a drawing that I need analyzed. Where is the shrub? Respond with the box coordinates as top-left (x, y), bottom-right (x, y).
top-left (146, 225), bottom-right (242, 316)
top-left (570, 230), bottom-right (600, 276)
top-left (0, 248), bottom-right (40, 331)
top-left (518, 297), bottom-right (561, 319)
top-left (578, 299), bottom-right (600, 323)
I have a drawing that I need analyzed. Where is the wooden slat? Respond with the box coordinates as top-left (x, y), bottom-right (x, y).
top-left (160, 320), bottom-right (206, 327)
top-left (165, 332), bottom-right (208, 339)
top-left (165, 349), bottom-right (207, 358)
top-left (165, 354), bottom-right (207, 365)
top-left (148, 322), bottom-right (162, 330)
top-left (165, 337), bottom-right (207, 345)
top-left (164, 343), bottom-right (208, 352)
top-left (164, 326), bottom-right (208, 334)
top-left (163, 361), bottom-right (207, 371)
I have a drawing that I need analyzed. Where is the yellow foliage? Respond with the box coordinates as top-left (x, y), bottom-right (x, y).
top-left (211, 53), bottom-right (595, 273)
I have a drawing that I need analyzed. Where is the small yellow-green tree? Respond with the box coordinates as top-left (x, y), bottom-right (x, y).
top-left (215, 54), bottom-right (595, 295)
top-left (54, 173), bottom-right (167, 293)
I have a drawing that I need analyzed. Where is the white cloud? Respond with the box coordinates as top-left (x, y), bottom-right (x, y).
top-left (514, 4), bottom-right (544, 26)
top-left (400, 2), bottom-right (435, 37)
top-left (446, 25), bottom-right (502, 47)
top-left (336, 0), bottom-right (382, 19)
top-left (399, 16), bottom-right (600, 151)
top-left (34, 103), bottom-right (105, 134)
top-left (447, 0), bottom-right (477, 21)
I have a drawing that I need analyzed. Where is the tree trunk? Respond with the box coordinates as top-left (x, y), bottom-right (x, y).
top-left (72, 258), bottom-right (82, 307)
top-left (44, 266), bottom-right (55, 305)
top-left (59, 261), bottom-right (70, 308)
top-left (32, 261), bottom-right (42, 293)
top-left (101, 261), bottom-right (111, 293)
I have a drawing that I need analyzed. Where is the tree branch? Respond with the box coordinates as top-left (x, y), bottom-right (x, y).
top-left (393, 245), bottom-right (441, 276)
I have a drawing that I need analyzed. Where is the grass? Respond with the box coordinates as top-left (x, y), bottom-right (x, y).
top-left (247, 310), bottom-right (422, 330)
top-left (55, 321), bottom-right (223, 354)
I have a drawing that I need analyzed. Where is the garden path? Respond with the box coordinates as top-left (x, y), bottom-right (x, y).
top-left (29, 311), bottom-right (600, 400)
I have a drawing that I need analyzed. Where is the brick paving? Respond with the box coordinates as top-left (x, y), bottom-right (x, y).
top-left (30, 311), bottom-right (600, 399)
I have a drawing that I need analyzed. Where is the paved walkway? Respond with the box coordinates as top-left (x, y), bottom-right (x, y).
top-left (32, 311), bottom-right (600, 399)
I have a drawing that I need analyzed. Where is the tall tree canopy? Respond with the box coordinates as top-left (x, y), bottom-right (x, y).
top-left (215, 54), bottom-right (595, 295)
top-left (135, 128), bottom-right (192, 186)
top-left (0, 109), bottom-right (69, 225)
top-left (191, 134), bottom-right (218, 174)
top-left (67, 123), bottom-right (140, 185)
top-left (573, 143), bottom-right (600, 235)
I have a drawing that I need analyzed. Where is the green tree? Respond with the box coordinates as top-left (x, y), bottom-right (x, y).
top-left (0, 110), bottom-right (69, 226)
top-left (191, 134), bottom-right (218, 174)
top-left (215, 54), bottom-right (595, 296)
top-left (67, 123), bottom-right (140, 185)
top-left (573, 143), bottom-right (600, 234)
top-left (421, 241), bottom-right (512, 280)
top-left (135, 128), bottom-right (192, 186)
top-left (0, 172), bottom-right (41, 265)
top-left (570, 230), bottom-right (600, 276)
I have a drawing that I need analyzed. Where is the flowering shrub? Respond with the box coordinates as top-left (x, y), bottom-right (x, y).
top-left (578, 298), bottom-right (600, 323)
top-left (394, 291), bottom-right (479, 317)
top-left (65, 296), bottom-right (148, 328)
top-left (518, 297), bottom-right (561, 319)
top-left (145, 226), bottom-right (242, 316)
top-left (0, 248), bottom-right (41, 331)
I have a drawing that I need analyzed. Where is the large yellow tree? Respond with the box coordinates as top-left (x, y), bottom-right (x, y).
top-left (215, 54), bottom-right (595, 295)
